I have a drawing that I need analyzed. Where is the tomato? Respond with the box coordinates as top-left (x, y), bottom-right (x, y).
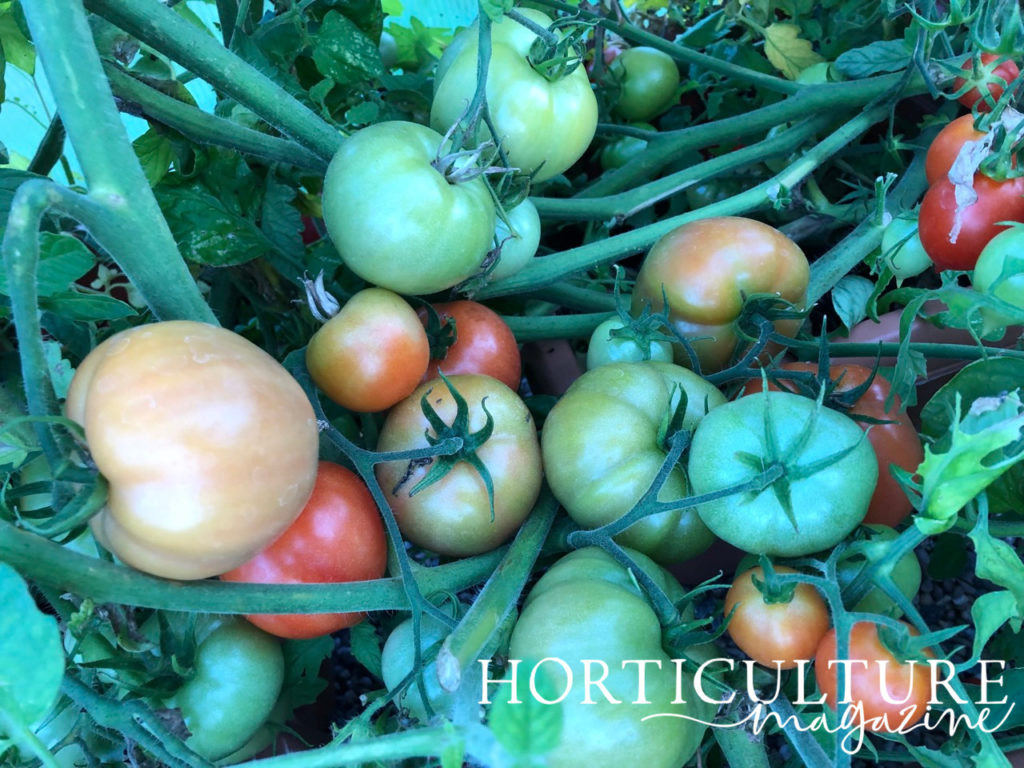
top-left (321, 121), bottom-right (496, 295)
top-left (306, 287), bottom-right (430, 413)
top-left (585, 315), bottom-right (674, 369)
top-left (505, 547), bottom-right (711, 768)
top-left (431, 9), bottom-right (598, 182)
top-left (488, 198), bottom-right (541, 282)
top-left (835, 525), bottom-right (922, 618)
top-left (917, 172), bottom-right (1024, 271)
top-left (880, 213), bottom-right (933, 279)
top-left (952, 53), bottom-right (1020, 112)
top-left (973, 225), bottom-right (1024, 330)
top-left (599, 123), bottom-right (655, 171)
top-left (925, 114), bottom-right (985, 185)
top-left (220, 462), bottom-right (388, 639)
top-left (814, 620), bottom-right (932, 732)
top-left (419, 300), bottom-right (522, 391)
top-left (631, 218), bottom-right (810, 373)
top-left (380, 614), bottom-right (455, 721)
top-left (64, 321), bottom-right (319, 581)
top-left (746, 362), bottom-right (924, 528)
top-left (724, 565), bottom-right (830, 669)
top-left (375, 374), bottom-right (542, 556)
top-left (688, 390), bottom-right (877, 557)
top-left (541, 361), bottom-right (724, 563)
top-left (607, 47), bottom-right (680, 122)
top-left (165, 616), bottom-right (284, 761)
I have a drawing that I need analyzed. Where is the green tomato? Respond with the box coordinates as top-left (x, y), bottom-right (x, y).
top-left (599, 123), bottom-right (655, 171)
top-left (541, 361), bottom-right (725, 563)
top-left (688, 391), bottom-right (878, 557)
top-left (505, 547), bottom-right (711, 768)
top-left (973, 225), bottom-right (1024, 331)
top-left (880, 214), bottom-right (932, 279)
top-left (585, 316), bottom-right (674, 369)
top-left (607, 47), bottom-right (680, 122)
top-left (835, 524), bottom-right (922, 618)
top-left (322, 121), bottom-right (496, 295)
top-left (380, 614), bottom-right (455, 721)
top-left (489, 198), bottom-right (541, 282)
top-left (165, 617), bottom-right (284, 761)
top-left (431, 9), bottom-right (598, 181)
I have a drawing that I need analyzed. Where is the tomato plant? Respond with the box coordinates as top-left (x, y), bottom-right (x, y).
top-left (924, 114), bottom-right (986, 185)
top-left (419, 300), bottom-right (522, 391)
top-left (64, 321), bottom-right (319, 580)
top-left (375, 374), bottom-right (542, 557)
top-left (321, 121), bottom-right (496, 295)
top-left (220, 462), bottom-right (388, 639)
top-left (306, 287), bottom-right (430, 413)
top-left (598, 123), bottom-right (655, 171)
top-left (835, 525), bottom-right (922, 618)
top-left (631, 217), bottom-right (810, 373)
top-left (688, 391), bottom-right (877, 556)
top-left (506, 547), bottom-right (712, 768)
top-left (918, 172), bottom-right (1024, 271)
top-left (489, 198), bottom-right (541, 282)
top-left (724, 565), bottom-right (830, 669)
top-left (542, 361), bottom-right (724, 563)
top-left (952, 53), bottom-right (1021, 112)
top-left (380, 614), bottom-right (455, 722)
top-left (814, 620), bottom-right (932, 733)
top-left (431, 9), bottom-right (598, 182)
top-left (607, 47), bottom-right (680, 122)
top-left (585, 315), bottom-right (674, 368)
top-left (972, 224), bottom-right (1024, 329)
top-left (880, 212), bottom-right (933, 278)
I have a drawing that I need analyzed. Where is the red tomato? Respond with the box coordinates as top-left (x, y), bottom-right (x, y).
top-left (747, 362), bottom-right (924, 527)
top-left (925, 114), bottom-right (986, 185)
top-left (220, 462), bottom-right (388, 640)
top-left (418, 300), bottom-right (522, 391)
top-left (952, 53), bottom-right (1020, 112)
top-left (815, 621), bottom-right (932, 733)
top-left (918, 173), bottom-right (1024, 271)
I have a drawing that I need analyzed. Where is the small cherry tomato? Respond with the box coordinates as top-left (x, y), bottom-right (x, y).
top-left (880, 213), bottom-right (933, 279)
top-left (220, 462), bottom-right (388, 639)
top-left (608, 47), bottom-right (680, 122)
top-left (419, 300), bottom-right (522, 391)
top-left (306, 287), bottom-right (430, 412)
top-left (952, 53), bottom-right (1020, 112)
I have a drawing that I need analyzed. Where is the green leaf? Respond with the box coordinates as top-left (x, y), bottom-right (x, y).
top-left (969, 519), bottom-right (1024, 607)
top-left (279, 636), bottom-right (332, 714)
top-left (383, 0), bottom-right (404, 15)
top-left (762, 23), bottom-right (824, 80)
top-left (487, 662), bottom-right (562, 759)
top-left (259, 175), bottom-right (303, 264)
top-left (156, 185), bottom-right (271, 266)
top-left (132, 128), bottom-right (175, 187)
top-left (0, 169), bottom-right (47, 234)
top-left (344, 100), bottom-right (380, 127)
top-left (312, 11), bottom-right (384, 86)
top-left (834, 39), bottom-right (910, 77)
top-left (38, 292), bottom-right (137, 321)
top-left (43, 340), bottom-right (73, 400)
top-left (970, 590), bottom-right (1022, 666)
top-left (0, 3), bottom-right (34, 74)
top-left (0, 232), bottom-right (94, 297)
top-left (0, 562), bottom-right (65, 726)
top-left (349, 621), bottom-right (383, 682)
top-left (962, 667), bottom-right (1024, 732)
top-left (832, 275), bottom-right (874, 330)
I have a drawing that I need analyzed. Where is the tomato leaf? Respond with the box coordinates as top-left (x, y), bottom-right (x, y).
top-left (156, 185), bottom-right (272, 266)
top-left (0, 562), bottom-right (65, 726)
top-left (970, 590), bottom-right (1022, 668)
top-left (0, 232), bottom-right (94, 298)
top-left (0, 3), bottom-right (34, 74)
top-left (312, 11), bottom-right (385, 86)
top-left (762, 23), bottom-right (824, 80)
top-left (133, 128), bottom-right (175, 187)
top-left (349, 621), bottom-right (384, 681)
top-left (279, 635), bottom-right (332, 713)
top-left (834, 39), bottom-right (910, 78)
top-left (38, 292), bottom-right (137, 322)
top-left (832, 275), bottom-right (874, 331)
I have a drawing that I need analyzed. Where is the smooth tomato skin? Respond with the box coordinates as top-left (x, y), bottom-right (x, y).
top-left (814, 620), bottom-right (932, 732)
top-left (321, 121), bottom-right (496, 295)
top-left (631, 217), bottom-right (810, 373)
top-left (748, 362), bottom-right (924, 527)
top-left (419, 300), bottom-right (522, 391)
top-left (167, 617), bottom-right (284, 761)
top-left (880, 214), bottom-right (933, 278)
top-left (973, 225), bottom-right (1024, 329)
top-left (925, 114), bottom-right (985, 185)
top-left (608, 47), bottom-right (680, 122)
top-left (376, 374), bottom-right (542, 557)
top-left (489, 198), bottom-right (541, 282)
top-left (599, 123), bottom-right (655, 171)
top-left (724, 566), bottom-right (830, 669)
top-left (835, 525), bottom-right (922, 618)
top-left (541, 361), bottom-right (724, 564)
top-left (306, 287), bottom-right (430, 413)
top-left (431, 9), bottom-right (598, 182)
top-left (953, 53), bottom-right (1020, 112)
top-left (65, 321), bottom-right (319, 581)
top-left (918, 173), bottom-right (1024, 271)
top-left (507, 547), bottom-right (711, 768)
top-left (220, 462), bottom-right (388, 639)
top-left (585, 316), bottom-right (674, 369)
top-left (688, 391), bottom-right (877, 557)
top-left (380, 614), bottom-right (455, 721)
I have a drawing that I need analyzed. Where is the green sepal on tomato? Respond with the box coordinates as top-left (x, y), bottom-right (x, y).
top-left (541, 361), bottom-right (724, 564)
top-left (952, 52), bottom-right (1021, 112)
top-left (220, 462), bottom-right (388, 640)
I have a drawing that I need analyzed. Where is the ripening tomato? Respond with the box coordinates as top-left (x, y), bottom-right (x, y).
top-left (925, 114), bottom-right (986, 185)
top-left (220, 462), bottom-right (388, 639)
top-left (419, 300), bottom-right (522, 391)
top-left (815, 620), bottom-right (933, 733)
top-left (724, 566), bottom-right (830, 669)
top-left (306, 287), bottom-right (430, 413)
top-left (952, 53), bottom-right (1020, 112)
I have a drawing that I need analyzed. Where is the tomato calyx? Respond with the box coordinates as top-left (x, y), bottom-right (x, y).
top-left (506, 8), bottom-right (588, 82)
top-left (746, 558), bottom-right (799, 605)
top-left (407, 374), bottom-right (497, 521)
top-left (411, 300), bottom-right (458, 362)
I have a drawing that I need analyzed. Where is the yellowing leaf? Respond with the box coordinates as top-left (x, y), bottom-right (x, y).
top-left (763, 23), bottom-right (824, 80)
